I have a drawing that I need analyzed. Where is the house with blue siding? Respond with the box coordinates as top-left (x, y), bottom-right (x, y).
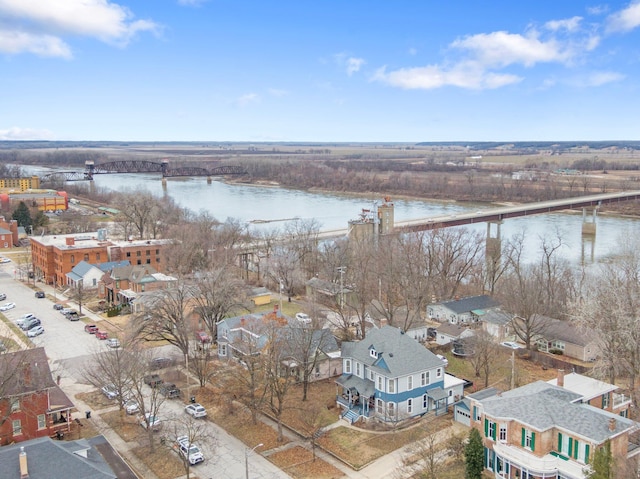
top-left (336, 325), bottom-right (464, 424)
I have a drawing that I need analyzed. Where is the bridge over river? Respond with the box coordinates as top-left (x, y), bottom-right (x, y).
top-left (316, 190), bottom-right (640, 240)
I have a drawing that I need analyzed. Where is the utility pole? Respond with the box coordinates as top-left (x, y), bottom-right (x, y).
top-left (245, 443), bottom-right (263, 479)
top-left (337, 266), bottom-right (346, 309)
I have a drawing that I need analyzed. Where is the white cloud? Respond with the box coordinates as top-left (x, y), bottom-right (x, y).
top-left (0, 0), bottom-right (158, 57)
top-left (408, 47), bottom-right (418, 56)
top-left (583, 71), bottom-right (625, 86)
top-left (373, 63), bottom-right (521, 90)
top-left (606, 1), bottom-right (640, 33)
top-left (0, 30), bottom-right (71, 58)
top-left (177, 0), bottom-right (208, 6)
top-left (0, 127), bottom-right (54, 140)
top-left (545, 16), bottom-right (583, 32)
top-left (587, 5), bottom-right (609, 16)
top-left (346, 57), bottom-right (365, 76)
top-left (236, 93), bottom-right (259, 106)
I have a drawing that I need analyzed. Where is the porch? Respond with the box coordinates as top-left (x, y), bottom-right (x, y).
top-left (335, 374), bottom-right (375, 424)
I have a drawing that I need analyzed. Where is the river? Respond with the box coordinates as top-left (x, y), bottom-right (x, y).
top-left (26, 167), bottom-right (640, 265)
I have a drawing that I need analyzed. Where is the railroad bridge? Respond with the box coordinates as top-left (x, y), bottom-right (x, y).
top-left (40, 159), bottom-right (246, 183)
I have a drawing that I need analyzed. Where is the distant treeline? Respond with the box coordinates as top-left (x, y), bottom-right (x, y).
top-left (416, 141), bottom-right (640, 150)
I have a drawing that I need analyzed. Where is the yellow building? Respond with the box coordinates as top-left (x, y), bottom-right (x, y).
top-left (0, 176), bottom-right (40, 191)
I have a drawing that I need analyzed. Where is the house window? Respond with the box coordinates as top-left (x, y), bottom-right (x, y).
top-left (219, 344), bottom-right (227, 356)
top-left (377, 376), bottom-right (384, 391)
top-left (485, 419), bottom-right (497, 441)
top-left (551, 340), bottom-right (565, 351)
top-left (423, 394), bottom-right (428, 409)
top-left (12, 419), bottom-right (22, 435)
top-left (345, 360), bottom-right (351, 374)
top-left (93, 278), bottom-right (97, 286)
top-left (407, 398), bottom-right (413, 414)
top-left (499, 425), bottom-right (507, 442)
top-left (369, 348), bottom-right (377, 358)
top-left (70, 254), bottom-right (75, 264)
top-left (315, 365), bottom-right (320, 377)
top-left (387, 402), bottom-right (395, 418)
top-left (376, 399), bottom-right (384, 414)
top-left (10, 398), bottom-right (20, 412)
top-left (421, 371), bottom-right (429, 386)
top-left (602, 393), bottom-right (610, 408)
top-left (96, 253), bottom-right (100, 261)
top-left (522, 428), bottom-right (536, 451)
top-left (137, 251), bottom-right (141, 256)
top-left (84, 253), bottom-right (89, 261)
top-left (355, 362), bottom-right (361, 376)
top-left (37, 414), bottom-right (46, 429)
top-left (407, 376), bottom-right (413, 391)
top-left (388, 379), bottom-right (395, 393)
top-left (146, 250), bottom-right (150, 256)
top-left (369, 370), bottom-right (374, 380)
top-left (436, 368), bottom-right (442, 378)
top-left (156, 249), bottom-right (160, 254)
top-left (126, 252), bottom-right (131, 257)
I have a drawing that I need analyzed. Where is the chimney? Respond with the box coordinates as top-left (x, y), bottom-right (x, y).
top-left (19, 446), bottom-right (29, 478)
top-left (65, 237), bottom-right (75, 246)
top-left (609, 417), bottom-right (616, 432)
top-left (557, 369), bottom-right (565, 388)
top-left (380, 317), bottom-right (388, 327)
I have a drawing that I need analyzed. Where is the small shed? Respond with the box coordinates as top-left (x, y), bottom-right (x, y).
top-left (250, 287), bottom-right (271, 306)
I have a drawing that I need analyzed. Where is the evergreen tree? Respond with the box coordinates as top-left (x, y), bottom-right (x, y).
top-left (12, 201), bottom-right (32, 228)
top-left (465, 428), bottom-right (484, 479)
top-left (587, 440), bottom-right (614, 479)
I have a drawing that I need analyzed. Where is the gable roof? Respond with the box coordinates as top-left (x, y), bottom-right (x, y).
top-left (437, 295), bottom-right (499, 314)
top-left (341, 325), bottom-right (445, 377)
top-left (0, 435), bottom-right (134, 479)
top-left (534, 315), bottom-right (590, 346)
top-left (436, 323), bottom-right (468, 338)
top-left (481, 309), bottom-right (513, 326)
top-left (480, 381), bottom-right (636, 443)
top-left (1, 347), bottom-right (56, 397)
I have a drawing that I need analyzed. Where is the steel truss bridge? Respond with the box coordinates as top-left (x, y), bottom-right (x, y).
top-left (40, 159), bottom-right (246, 183)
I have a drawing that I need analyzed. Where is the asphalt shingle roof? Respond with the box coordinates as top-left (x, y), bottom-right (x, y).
top-left (438, 295), bottom-right (499, 314)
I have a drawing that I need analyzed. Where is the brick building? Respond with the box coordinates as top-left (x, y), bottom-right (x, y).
top-left (30, 230), bottom-right (170, 286)
top-left (0, 216), bottom-right (19, 248)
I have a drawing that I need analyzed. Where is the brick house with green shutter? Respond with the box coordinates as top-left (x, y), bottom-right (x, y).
top-left (468, 380), bottom-right (639, 479)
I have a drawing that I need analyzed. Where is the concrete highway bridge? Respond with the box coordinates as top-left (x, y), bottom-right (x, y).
top-left (40, 159), bottom-right (246, 183)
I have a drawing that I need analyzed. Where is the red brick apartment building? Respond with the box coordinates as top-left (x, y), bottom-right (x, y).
top-left (0, 348), bottom-right (74, 446)
top-left (0, 216), bottom-right (19, 248)
top-left (30, 230), bottom-right (170, 286)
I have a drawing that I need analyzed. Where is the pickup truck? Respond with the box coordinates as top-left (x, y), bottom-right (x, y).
top-left (160, 383), bottom-right (181, 399)
top-left (143, 374), bottom-right (163, 388)
top-left (84, 324), bottom-right (98, 334)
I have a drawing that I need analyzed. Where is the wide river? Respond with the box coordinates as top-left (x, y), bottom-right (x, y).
top-left (28, 167), bottom-right (640, 265)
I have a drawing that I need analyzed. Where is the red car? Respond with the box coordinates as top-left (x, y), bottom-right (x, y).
top-left (196, 331), bottom-right (211, 343)
top-left (84, 324), bottom-right (98, 334)
top-left (95, 330), bottom-right (109, 340)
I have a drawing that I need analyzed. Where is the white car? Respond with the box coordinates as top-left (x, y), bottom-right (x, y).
top-left (122, 399), bottom-right (140, 415)
top-left (295, 312), bottom-right (311, 323)
top-left (500, 341), bottom-right (523, 350)
top-left (0, 302), bottom-right (16, 311)
top-left (140, 413), bottom-right (162, 430)
top-left (101, 384), bottom-right (118, 400)
top-left (436, 354), bottom-right (449, 366)
top-left (184, 403), bottom-right (207, 419)
top-left (176, 436), bottom-right (205, 465)
top-left (106, 338), bottom-right (121, 348)
top-left (27, 325), bottom-right (44, 337)
top-left (0, 257), bottom-right (11, 263)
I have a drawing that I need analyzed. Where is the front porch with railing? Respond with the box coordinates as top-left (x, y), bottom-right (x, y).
top-left (336, 395), bottom-right (374, 424)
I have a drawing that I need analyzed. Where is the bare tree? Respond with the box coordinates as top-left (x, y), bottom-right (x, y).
top-left (163, 415), bottom-right (214, 479)
top-left (466, 329), bottom-right (501, 388)
top-left (287, 326), bottom-right (332, 401)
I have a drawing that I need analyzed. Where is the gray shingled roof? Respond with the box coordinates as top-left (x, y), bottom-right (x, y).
top-left (480, 381), bottom-right (636, 443)
top-left (341, 325), bottom-right (444, 377)
top-left (2, 347), bottom-right (56, 396)
top-left (534, 315), bottom-right (589, 346)
top-left (481, 310), bottom-right (513, 326)
top-left (438, 295), bottom-right (499, 314)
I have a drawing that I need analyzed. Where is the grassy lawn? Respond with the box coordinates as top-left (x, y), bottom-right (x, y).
top-left (270, 446), bottom-right (345, 479)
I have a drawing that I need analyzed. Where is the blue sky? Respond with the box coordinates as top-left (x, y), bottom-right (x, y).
top-left (2, 1), bottom-right (640, 142)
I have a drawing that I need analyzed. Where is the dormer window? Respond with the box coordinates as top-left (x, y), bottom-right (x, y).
top-left (369, 347), bottom-right (378, 358)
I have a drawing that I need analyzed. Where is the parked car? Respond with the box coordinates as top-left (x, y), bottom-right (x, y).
top-left (122, 399), bottom-right (140, 415)
top-left (184, 403), bottom-right (207, 419)
top-left (143, 374), bottom-right (163, 388)
top-left (53, 303), bottom-right (64, 310)
top-left (16, 314), bottom-right (36, 328)
top-left (500, 341), bottom-right (523, 350)
top-left (84, 324), bottom-right (99, 334)
top-left (106, 338), bottom-right (120, 348)
top-left (176, 436), bottom-right (205, 465)
top-left (95, 330), bottom-right (109, 340)
top-left (66, 311), bottom-right (80, 321)
top-left (22, 318), bottom-right (42, 331)
top-left (139, 413), bottom-right (162, 430)
top-left (60, 307), bottom-right (74, 315)
top-left (35, 291), bottom-right (45, 298)
top-left (27, 325), bottom-right (44, 337)
top-left (195, 331), bottom-right (211, 344)
top-left (101, 384), bottom-right (118, 400)
top-left (0, 293), bottom-right (6, 301)
top-left (0, 257), bottom-right (11, 263)
top-left (295, 312), bottom-right (311, 323)
top-left (0, 302), bottom-right (16, 311)
top-left (150, 357), bottom-right (173, 370)
top-left (160, 383), bottom-right (181, 399)
top-left (436, 354), bottom-right (449, 367)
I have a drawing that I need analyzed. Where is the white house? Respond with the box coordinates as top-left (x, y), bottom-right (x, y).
top-left (428, 295), bottom-right (500, 324)
top-left (336, 325), bottom-right (464, 424)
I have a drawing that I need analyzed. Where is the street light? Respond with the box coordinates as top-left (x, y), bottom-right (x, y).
top-left (245, 443), bottom-right (263, 479)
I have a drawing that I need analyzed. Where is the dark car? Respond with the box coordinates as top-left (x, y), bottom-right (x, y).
top-left (35, 291), bottom-right (45, 298)
top-left (22, 318), bottom-right (42, 331)
top-left (150, 357), bottom-right (173, 370)
top-left (160, 383), bottom-right (181, 399)
top-left (53, 303), bottom-right (64, 310)
top-left (66, 311), bottom-right (80, 321)
top-left (143, 374), bottom-right (164, 388)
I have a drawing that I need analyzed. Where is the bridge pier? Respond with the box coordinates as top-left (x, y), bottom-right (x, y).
top-left (485, 221), bottom-right (502, 293)
top-left (582, 208), bottom-right (597, 235)
top-left (207, 176), bottom-right (212, 184)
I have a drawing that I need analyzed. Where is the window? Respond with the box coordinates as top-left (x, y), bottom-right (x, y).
top-left (126, 252), bottom-right (131, 258)
top-left (499, 425), bottom-right (507, 441)
top-left (421, 371), bottom-right (429, 386)
top-left (369, 370), bottom-right (374, 380)
top-left (345, 360), bottom-right (351, 374)
top-left (10, 398), bottom-right (20, 412)
top-left (315, 366), bottom-right (320, 377)
top-left (387, 402), bottom-right (395, 418)
top-left (388, 379), bottom-right (395, 393)
top-left (369, 348), bottom-right (377, 358)
top-left (376, 399), bottom-right (384, 414)
top-left (12, 419), bottom-right (22, 435)
top-left (146, 250), bottom-right (150, 256)
top-left (602, 393), bottom-right (610, 408)
top-left (219, 344), bottom-right (227, 356)
top-left (136, 251), bottom-right (141, 256)
top-left (436, 368), bottom-right (442, 378)
top-left (522, 428), bottom-right (536, 451)
top-left (355, 362), bottom-right (361, 376)
top-left (96, 253), bottom-right (100, 261)
top-left (377, 376), bottom-right (384, 391)
top-left (37, 414), bottom-right (46, 429)
top-left (423, 394), bottom-right (428, 409)
top-left (70, 254), bottom-right (75, 264)
top-left (407, 376), bottom-right (413, 391)
top-left (92, 278), bottom-right (97, 286)
top-left (407, 398), bottom-right (413, 414)
top-left (551, 340), bottom-right (565, 351)
top-left (84, 253), bottom-right (89, 261)
top-left (146, 259), bottom-right (151, 264)
top-left (485, 419), bottom-right (497, 441)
